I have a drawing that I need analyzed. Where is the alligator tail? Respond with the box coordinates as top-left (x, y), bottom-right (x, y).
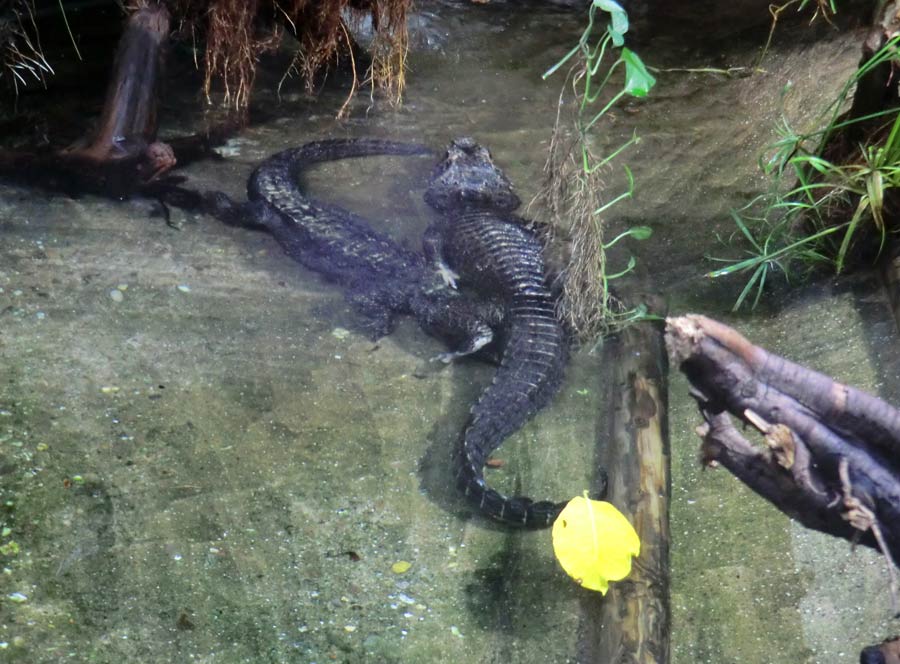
top-left (248, 138), bottom-right (435, 202)
top-left (245, 138), bottom-right (435, 293)
top-left (457, 460), bottom-right (568, 528)
top-left (456, 304), bottom-right (570, 528)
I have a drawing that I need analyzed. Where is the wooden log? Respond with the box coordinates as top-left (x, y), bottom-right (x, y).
top-left (0, 5), bottom-right (177, 197)
top-left (666, 314), bottom-right (900, 564)
top-left (591, 315), bottom-right (671, 663)
top-left (66, 5), bottom-right (170, 163)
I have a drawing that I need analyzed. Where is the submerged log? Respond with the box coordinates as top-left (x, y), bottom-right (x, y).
top-left (592, 314), bottom-right (671, 663)
top-left (665, 314), bottom-right (900, 566)
top-left (64, 5), bottom-right (170, 167)
top-left (0, 5), bottom-right (231, 199)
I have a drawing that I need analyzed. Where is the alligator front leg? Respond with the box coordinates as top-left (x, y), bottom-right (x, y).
top-left (345, 283), bottom-right (404, 339)
top-left (422, 224), bottom-right (461, 289)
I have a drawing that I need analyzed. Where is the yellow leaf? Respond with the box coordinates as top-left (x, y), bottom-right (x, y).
top-left (551, 493), bottom-right (640, 594)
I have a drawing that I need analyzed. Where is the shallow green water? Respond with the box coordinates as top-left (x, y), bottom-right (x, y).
top-left (1, 2), bottom-right (898, 662)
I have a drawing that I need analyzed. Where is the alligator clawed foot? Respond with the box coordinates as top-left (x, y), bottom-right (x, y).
top-left (430, 351), bottom-right (457, 364)
top-left (437, 263), bottom-right (460, 289)
top-left (430, 330), bottom-right (494, 365)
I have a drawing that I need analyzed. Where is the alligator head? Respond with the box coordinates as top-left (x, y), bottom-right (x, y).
top-left (424, 137), bottom-right (521, 213)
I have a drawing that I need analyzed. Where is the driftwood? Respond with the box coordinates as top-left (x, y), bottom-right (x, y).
top-left (0, 5), bottom-right (234, 199)
top-left (64, 5), bottom-right (170, 170)
top-left (588, 314), bottom-right (670, 663)
top-left (665, 315), bottom-right (900, 600)
top-left (0, 6), bottom-right (173, 196)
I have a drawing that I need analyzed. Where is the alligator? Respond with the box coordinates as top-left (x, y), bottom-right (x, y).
top-left (197, 137), bottom-right (575, 527)
top-left (421, 137), bottom-right (572, 527)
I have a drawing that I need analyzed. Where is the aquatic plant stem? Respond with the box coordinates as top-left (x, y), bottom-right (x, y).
top-left (537, 1), bottom-right (654, 341)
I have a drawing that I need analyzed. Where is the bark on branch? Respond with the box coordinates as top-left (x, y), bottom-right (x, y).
top-left (665, 314), bottom-right (900, 570)
top-left (0, 6), bottom-right (234, 198)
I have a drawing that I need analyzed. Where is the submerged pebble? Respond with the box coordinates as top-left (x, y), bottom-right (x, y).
top-left (108, 289), bottom-right (124, 303)
top-left (391, 560), bottom-right (412, 574)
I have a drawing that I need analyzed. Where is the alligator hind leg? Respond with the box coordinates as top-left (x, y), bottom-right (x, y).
top-left (410, 292), bottom-right (504, 363)
top-left (346, 285), bottom-right (399, 339)
top-left (431, 324), bottom-right (493, 363)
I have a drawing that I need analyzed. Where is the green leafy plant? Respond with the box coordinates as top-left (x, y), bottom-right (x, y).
top-left (538, 0), bottom-right (656, 341)
top-left (709, 35), bottom-right (900, 310)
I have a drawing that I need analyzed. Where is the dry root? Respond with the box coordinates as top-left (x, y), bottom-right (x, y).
top-left (532, 72), bottom-right (619, 344)
top-left (168, 0), bottom-right (411, 116)
top-left (1, 0), bottom-right (53, 95)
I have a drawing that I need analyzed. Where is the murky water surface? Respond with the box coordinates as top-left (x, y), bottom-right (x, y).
top-left (1, 2), bottom-right (898, 662)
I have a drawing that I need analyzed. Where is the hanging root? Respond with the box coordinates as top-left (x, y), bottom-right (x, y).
top-left (532, 71), bottom-right (619, 344)
top-left (200, 0), bottom-right (279, 114)
top-left (1, 0), bottom-right (54, 95)
top-left (170, 0), bottom-right (411, 117)
top-left (364, 0), bottom-right (409, 106)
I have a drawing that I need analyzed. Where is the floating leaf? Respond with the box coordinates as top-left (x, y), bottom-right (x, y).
top-left (551, 493), bottom-right (640, 594)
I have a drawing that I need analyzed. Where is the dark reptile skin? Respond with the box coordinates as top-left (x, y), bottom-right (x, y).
top-left (247, 137), bottom-right (571, 527)
top-left (424, 138), bottom-right (571, 527)
top-left (444, 211), bottom-right (569, 526)
top-left (247, 139), bottom-right (443, 337)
